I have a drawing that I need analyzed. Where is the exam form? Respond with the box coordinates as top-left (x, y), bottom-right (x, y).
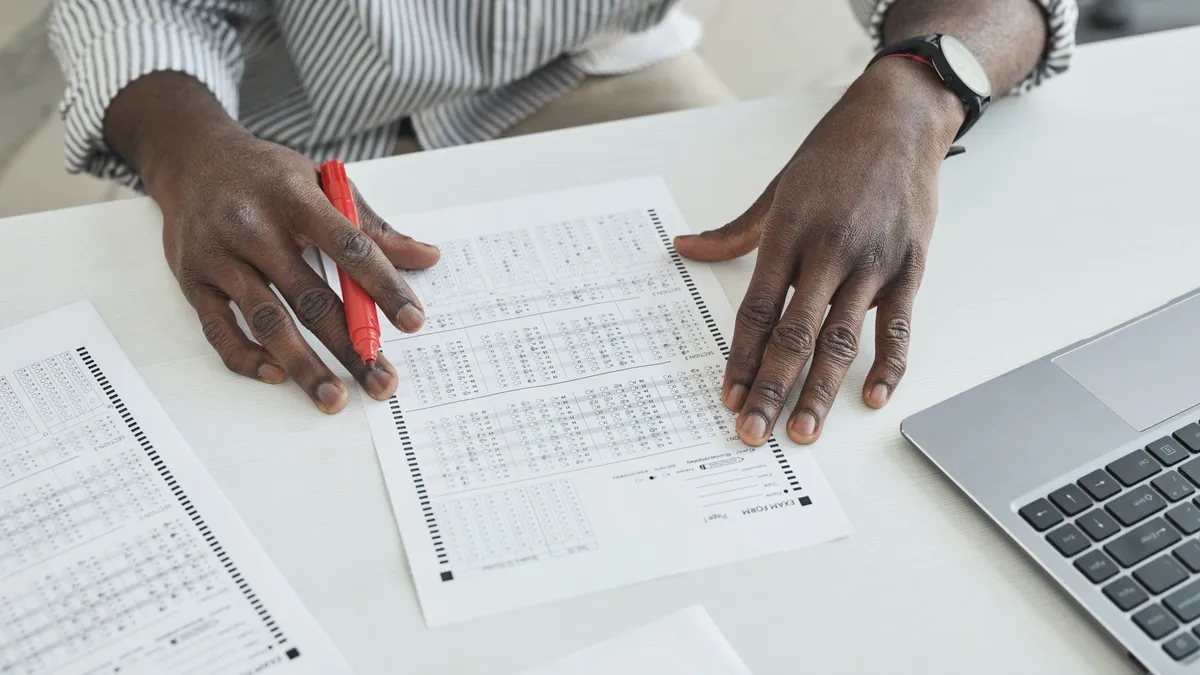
top-left (327, 178), bottom-right (852, 626)
top-left (0, 303), bottom-right (348, 675)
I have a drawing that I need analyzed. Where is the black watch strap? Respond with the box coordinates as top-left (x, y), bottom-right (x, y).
top-left (867, 34), bottom-right (991, 142)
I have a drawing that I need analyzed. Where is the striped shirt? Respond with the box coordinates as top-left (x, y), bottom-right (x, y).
top-left (48, 0), bottom-right (1078, 189)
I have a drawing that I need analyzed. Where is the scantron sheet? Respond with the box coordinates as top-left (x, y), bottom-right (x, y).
top-left (519, 605), bottom-right (753, 675)
top-left (0, 303), bottom-right (348, 675)
top-left (325, 178), bottom-right (851, 626)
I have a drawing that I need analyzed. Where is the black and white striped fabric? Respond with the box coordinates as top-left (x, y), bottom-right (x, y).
top-left (48, 0), bottom-right (1077, 189)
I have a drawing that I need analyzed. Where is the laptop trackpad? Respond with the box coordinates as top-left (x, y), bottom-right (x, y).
top-left (1053, 294), bottom-right (1200, 431)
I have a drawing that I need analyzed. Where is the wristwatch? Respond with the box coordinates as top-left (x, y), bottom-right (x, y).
top-left (867, 34), bottom-right (992, 142)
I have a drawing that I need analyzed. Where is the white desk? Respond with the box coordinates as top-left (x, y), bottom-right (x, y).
top-left (2, 26), bottom-right (1198, 675)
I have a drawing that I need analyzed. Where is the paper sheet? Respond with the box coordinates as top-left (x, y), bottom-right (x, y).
top-left (0, 303), bottom-right (348, 675)
top-left (326, 177), bottom-right (851, 626)
top-left (520, 606), bottom-right (753, 675)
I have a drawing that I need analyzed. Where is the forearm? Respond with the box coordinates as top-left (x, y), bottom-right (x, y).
top-left (103, 71), bottom-right (249, 196)
top-left (882, 0), bottom-right (1047, 96)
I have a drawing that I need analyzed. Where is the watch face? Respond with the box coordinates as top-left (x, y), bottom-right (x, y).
top-left (941, 35), bottom-right (992, 98)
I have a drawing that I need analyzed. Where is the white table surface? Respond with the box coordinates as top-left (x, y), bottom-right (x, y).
top-left (3, 26), bottom-right (1199, 675)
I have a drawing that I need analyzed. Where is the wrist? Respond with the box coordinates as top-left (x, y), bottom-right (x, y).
top-left (848, 56), bottom-right (966, 154)
top-left (103, 71), bottom-right (249, 196)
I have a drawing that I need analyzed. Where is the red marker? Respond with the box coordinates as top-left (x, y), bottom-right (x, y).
top-left (320, 160), bottom-right (381, 368)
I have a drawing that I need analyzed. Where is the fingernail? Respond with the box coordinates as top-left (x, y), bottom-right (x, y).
top-left (365, 367), bottom-right (393, 398)
top-left (726, 384), bottom-right (748, 411)
top-left (315, 381), bottom-right (344, 413)
top-left (257, 363), bottom-right (285, 384)
top-left (397, 304), bottom-right (424, 332)
top-left (792, 412), bottom-right (818, 438)
top-left (423, 242), bottom-right (440, 251)
top-left (738, 413), bottom-right (769, 443)
top-left (868, 383), bottom-right (891, 408)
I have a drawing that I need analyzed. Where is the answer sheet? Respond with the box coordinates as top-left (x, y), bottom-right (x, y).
top-left (520, 605), bottom-right (753, 675)
top-left (325, 177), bottom-right (851, 626)
top-left (0, 303), bottom-right (348, 675)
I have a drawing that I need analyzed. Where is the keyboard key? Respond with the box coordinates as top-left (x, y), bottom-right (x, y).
top-left (1078, 509), bottom-right (1121, 541)
top-left (1167, 502), bottom-right (1200, 535)
top-left (1107, 486), bottom-right (1167, 526)
top-left (1049, 484), bottom-right (1092, 516)
top-left (1148, 437), bottom-right (1191, 466)
top-left (1134, 604), bottom-right (1179, 639)
top-left (1104, 576), bottom-right (1149, 611)
top-left (1180, 460), bottom-right (1200, 487)
top-left (1108, 450), bottom-right (1162, 486)
top-left (1074, 549), bottom-right (1119, 583)
top-left (1046, 524), bottom-right (1089, 557)
top-left (1175, 423), bottom-right (1200, 453)
top-left (1134, 556), bottom-right (1189, 594)
top-left (1165, 632), bottom-right (1200, 661)
top-left (1019, 498), bottom-right (1062, 531)
top-left (1105, 518), bottom-right (1182, 567)
top-left (1165, 579), bottom-right (1200, 622)
top-left (1174, 540), bottom-right (1200, 572)
top-left (1153, 472), bottom-right (1197, 502)
top-left (1079, 469), bottom-right (1122, 501)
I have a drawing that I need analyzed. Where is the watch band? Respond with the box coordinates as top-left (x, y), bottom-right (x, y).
top-left (867, 34), bottom-right (991, 142)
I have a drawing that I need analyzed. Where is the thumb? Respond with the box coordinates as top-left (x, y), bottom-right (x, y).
top-left (674, 171), bottom-right (780, 262)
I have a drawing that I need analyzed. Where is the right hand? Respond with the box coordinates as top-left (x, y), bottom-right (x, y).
top-left (158, 131), bottom-right (439, 413)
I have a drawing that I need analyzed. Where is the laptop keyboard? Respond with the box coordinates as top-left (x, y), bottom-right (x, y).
top-left (1020, 421), bottom-right (1200, 662)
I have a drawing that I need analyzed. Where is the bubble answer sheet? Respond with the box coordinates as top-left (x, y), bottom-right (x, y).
top-left (0, 302), bottom-right (349, 675)
top-left (323, 177), bottom-right (852, 626)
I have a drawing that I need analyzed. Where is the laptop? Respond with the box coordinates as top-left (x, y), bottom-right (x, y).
top-left (902, 287), bottom-right (1200, 674)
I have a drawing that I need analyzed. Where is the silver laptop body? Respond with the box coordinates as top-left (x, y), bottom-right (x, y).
top-left (903, 287), bottom-right (1200, 674)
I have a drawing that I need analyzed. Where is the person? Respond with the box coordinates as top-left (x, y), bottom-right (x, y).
top-left (48, 0), bottom-right (1077, 446)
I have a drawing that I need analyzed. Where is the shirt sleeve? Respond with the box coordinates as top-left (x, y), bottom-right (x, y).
top-left (847, 0), bottom-right (1079, 95)
top-left (47, 0), bottom-right (257, 189)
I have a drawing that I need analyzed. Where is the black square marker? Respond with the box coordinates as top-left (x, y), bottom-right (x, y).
top-left (440, 571), bottom-right (454, 582)
top-left (799, 496), bottom-right (813, 506)
top-left (286, 648), bottom-right (300, 660)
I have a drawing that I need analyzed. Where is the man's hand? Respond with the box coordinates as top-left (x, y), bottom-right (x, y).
top-left (675, 58), bottom-right (963, 446)
top-left (105, 72), bottom-right (439, 413)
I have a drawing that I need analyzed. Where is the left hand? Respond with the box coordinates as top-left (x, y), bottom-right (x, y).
top-left (674, 58), bottom-right (964, 447)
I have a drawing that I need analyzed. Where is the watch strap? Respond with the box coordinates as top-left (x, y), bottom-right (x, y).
top-left (868, 34), bottom-right (991, 142)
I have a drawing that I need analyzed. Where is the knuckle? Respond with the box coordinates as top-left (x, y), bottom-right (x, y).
top-left (282, 169), bottom-right (317, 196)
top-left (177, 273), bottom-right (206, 301)
top-left (199, 314), bottom-right (232, 352)
top-left (735, 296), bottom-right (778, 335)
top-left (769, 320), bottom-right (816, 359)
top-left (228, 201), bottom-right (258, 229)
top-left (248, 303), bottom-right (289, 342)
top-left (817, 323), bottom-right (859, 363)
top-left (805, 377), bottom-right (840, 409)
top-left (855, 239), bottom-right (887, 274)
top-left (752, 379), bottom-right (790, 410)
top-left (882, 315), bottom-right (912, 345)
top-left (294, 285), bottom-right (340, 328)
top-left (338, 228), bottom-right (376, 266)
top-left (820, 222), bottom-right (858, 254)
top-left (902, 246), bottom-right (928, 273)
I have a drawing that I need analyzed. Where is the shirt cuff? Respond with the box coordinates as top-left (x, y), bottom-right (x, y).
top-left (858, 0), bottom-right (1079, 95)
top-left (57, 20), bottom-right (242, 191)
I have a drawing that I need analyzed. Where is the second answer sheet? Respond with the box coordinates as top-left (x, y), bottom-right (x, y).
top-left (326, 177), bottom-right (851, 626)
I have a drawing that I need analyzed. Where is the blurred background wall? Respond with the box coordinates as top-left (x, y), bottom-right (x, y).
top-left (1, 0), bottom-right (1197, 218)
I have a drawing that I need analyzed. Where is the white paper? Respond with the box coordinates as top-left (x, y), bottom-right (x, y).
top-left (0, 302), bottom-right (349, 675)
top-left (326, 177), bottom-right (851, 626)
top-left (520, 605), bottom-right (753, 675)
